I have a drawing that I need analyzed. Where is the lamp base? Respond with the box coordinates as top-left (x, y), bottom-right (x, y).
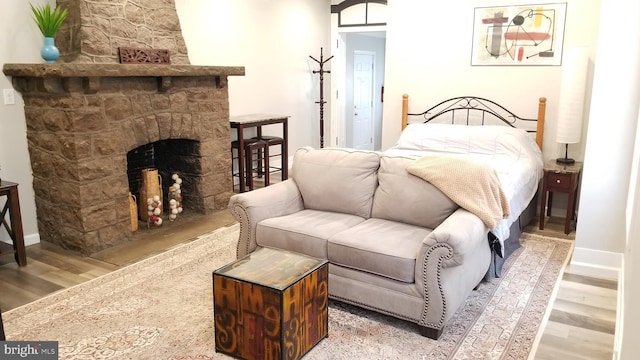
top-left (556, 143), bottom-right (576, 165)
top-left (556, 157), bottom-right (576, 165)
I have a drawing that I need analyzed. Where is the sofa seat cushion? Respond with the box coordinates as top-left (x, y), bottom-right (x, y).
top-left (327, 218), bottom-right (431, 283)
top-left (256, 209), bottom-right (366, 259)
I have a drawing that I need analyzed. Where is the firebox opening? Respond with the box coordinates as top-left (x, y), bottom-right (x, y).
top-left (127, 139), bottom-right (202, 221)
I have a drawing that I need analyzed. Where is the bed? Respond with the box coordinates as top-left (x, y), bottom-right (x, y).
top-left (388, 94), bottom-right (547, 278)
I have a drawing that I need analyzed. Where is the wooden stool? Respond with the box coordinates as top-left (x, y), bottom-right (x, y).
top-left (0, 180), bottom-right (27, 267)
top-left (231, 139), bottom-right (269, 192)
top-left (250, 135), bottom-right (284, 176)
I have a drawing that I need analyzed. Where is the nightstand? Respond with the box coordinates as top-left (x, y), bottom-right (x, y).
top-left (539, 161), bottom-right (583, 234)
top-left (0, 180), bottom-right (27, 266)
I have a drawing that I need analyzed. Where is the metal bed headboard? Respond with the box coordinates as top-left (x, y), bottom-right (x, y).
top-left (401, 94), bottom-right (547, 149)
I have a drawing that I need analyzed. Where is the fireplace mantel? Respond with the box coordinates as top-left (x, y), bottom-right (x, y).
top-left (3, 63), bottom-right (245, 78)
top-left (3, 63), bottom-right (245, 94)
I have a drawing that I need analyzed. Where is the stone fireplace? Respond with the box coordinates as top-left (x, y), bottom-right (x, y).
top-left (2, 0), bottom-right (245, 254)
top-left (3, 65), bottom-right (244, 254)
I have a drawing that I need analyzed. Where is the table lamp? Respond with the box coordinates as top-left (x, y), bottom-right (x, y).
top-left (556, 47), bottom-right (588, 165)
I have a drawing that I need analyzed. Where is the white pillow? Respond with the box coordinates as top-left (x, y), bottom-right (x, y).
top-left (393, 123), bottom-right (538, 161)
top-left (394, 123), bottom-right (470, 153)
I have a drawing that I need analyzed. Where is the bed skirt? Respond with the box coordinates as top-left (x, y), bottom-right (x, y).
top-left (485, 193), bottom-right (537, 279)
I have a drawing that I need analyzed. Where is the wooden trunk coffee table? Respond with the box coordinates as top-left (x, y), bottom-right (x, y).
top-left (212, 247), bottom-right (328, 360)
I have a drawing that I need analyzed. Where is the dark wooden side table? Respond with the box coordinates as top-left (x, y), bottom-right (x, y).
top-left (0, 306), bottom-right (5, 341)
top-left (539, 161), bottom-right (583, 234)
top-left (0, 180), bottom-right (27, 266)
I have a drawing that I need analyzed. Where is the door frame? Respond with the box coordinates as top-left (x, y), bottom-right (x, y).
top-left (329, 24), bottom-right (386, 148)
top-left (351, 50), bottom-right (376, 150)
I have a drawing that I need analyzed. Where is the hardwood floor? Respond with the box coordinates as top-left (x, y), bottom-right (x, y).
top-left (527, 217), bottom-right (617, 360)
top-left (0, 183), bottom-right (617, 359)
top-left (534, 272), bottom-right (617, 359)
top-left (0, 209), bottom-right (237, 311)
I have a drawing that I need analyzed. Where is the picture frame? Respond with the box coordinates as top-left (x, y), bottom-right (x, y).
top-left (471, 3), bottom-right (567, 66)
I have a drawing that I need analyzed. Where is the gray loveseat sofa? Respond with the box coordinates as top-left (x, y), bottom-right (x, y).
top-left (228, 147), bottom-right (491, 339)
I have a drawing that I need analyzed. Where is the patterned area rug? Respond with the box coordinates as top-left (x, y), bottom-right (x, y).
top-left (3, 225), bottom-right (572, 359)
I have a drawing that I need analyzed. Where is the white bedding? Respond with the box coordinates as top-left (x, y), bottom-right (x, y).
top-left (385, 123), bottom-right (544, 252)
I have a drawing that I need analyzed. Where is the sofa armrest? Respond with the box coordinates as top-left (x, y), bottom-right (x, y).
top-left (421, 208), bottom-right (488, 269)
top-left (414, 208), bottom-right (488, 329)
top-left (228, 179), bottom-right (304, 258)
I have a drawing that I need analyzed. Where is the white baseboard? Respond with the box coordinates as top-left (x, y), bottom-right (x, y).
top-left (1, 232), bottom-right (40, 247)
top-left (24, 232), bottom-right (40, 246)
top-left (569, 246), bottom-right (622, 281)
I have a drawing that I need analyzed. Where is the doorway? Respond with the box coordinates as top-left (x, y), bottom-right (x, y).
top-left (331, 31), bottom-right (386, 150)
top-left (351, 51), bottom-right (375, 150)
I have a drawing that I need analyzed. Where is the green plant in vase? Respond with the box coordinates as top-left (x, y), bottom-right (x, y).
top-left (30, 3), bottom-right (69, 63)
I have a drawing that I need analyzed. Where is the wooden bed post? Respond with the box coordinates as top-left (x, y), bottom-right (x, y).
top-left (536, 97), bottom-right (547, 149)
top-left (402, 94), bottom-right (409, 130)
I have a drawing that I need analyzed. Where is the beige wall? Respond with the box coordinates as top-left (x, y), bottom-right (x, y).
top-left (574, 0), bottom-right (639, 258)
top-left (622, 109), bottom-right (640, 360)
top-left (175, 0), bottom-right (331, 149)
top-left (587, 0), bottom-right (640, 356)
top-left (0, 0), bottom-right (55, 245)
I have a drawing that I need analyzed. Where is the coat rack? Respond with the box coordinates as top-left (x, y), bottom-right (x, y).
top-left (309, 47), bottom-right (333, 148)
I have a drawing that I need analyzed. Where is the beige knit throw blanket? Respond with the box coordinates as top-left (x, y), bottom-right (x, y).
top-left (406, 156), bottom-right (510, 229)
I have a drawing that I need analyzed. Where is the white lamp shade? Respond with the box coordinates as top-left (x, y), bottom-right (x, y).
top-left (556, 47), bottom-right (589, 144)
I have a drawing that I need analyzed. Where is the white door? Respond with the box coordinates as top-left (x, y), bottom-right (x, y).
top-left (352, 51), bottom-right (375, 150)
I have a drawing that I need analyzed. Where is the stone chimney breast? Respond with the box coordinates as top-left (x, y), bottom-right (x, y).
top-left (55, 0), bottom-right (189, 64)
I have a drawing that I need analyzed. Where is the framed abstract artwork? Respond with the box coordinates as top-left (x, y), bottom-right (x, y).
top-left (471, 3), bottom-right (567, 66)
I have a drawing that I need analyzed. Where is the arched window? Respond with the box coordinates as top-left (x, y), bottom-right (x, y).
top-left (331, 0), bottom-right (387, 27)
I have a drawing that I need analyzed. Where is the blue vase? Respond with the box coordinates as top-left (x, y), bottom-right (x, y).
top-left (41, 37), bottom-right (60, 63)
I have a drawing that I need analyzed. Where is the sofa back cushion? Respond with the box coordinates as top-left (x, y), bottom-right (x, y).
top-left (292, 147), bottom-right (380, 218)
top-left (372, 155), bottom-right (458, 229)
